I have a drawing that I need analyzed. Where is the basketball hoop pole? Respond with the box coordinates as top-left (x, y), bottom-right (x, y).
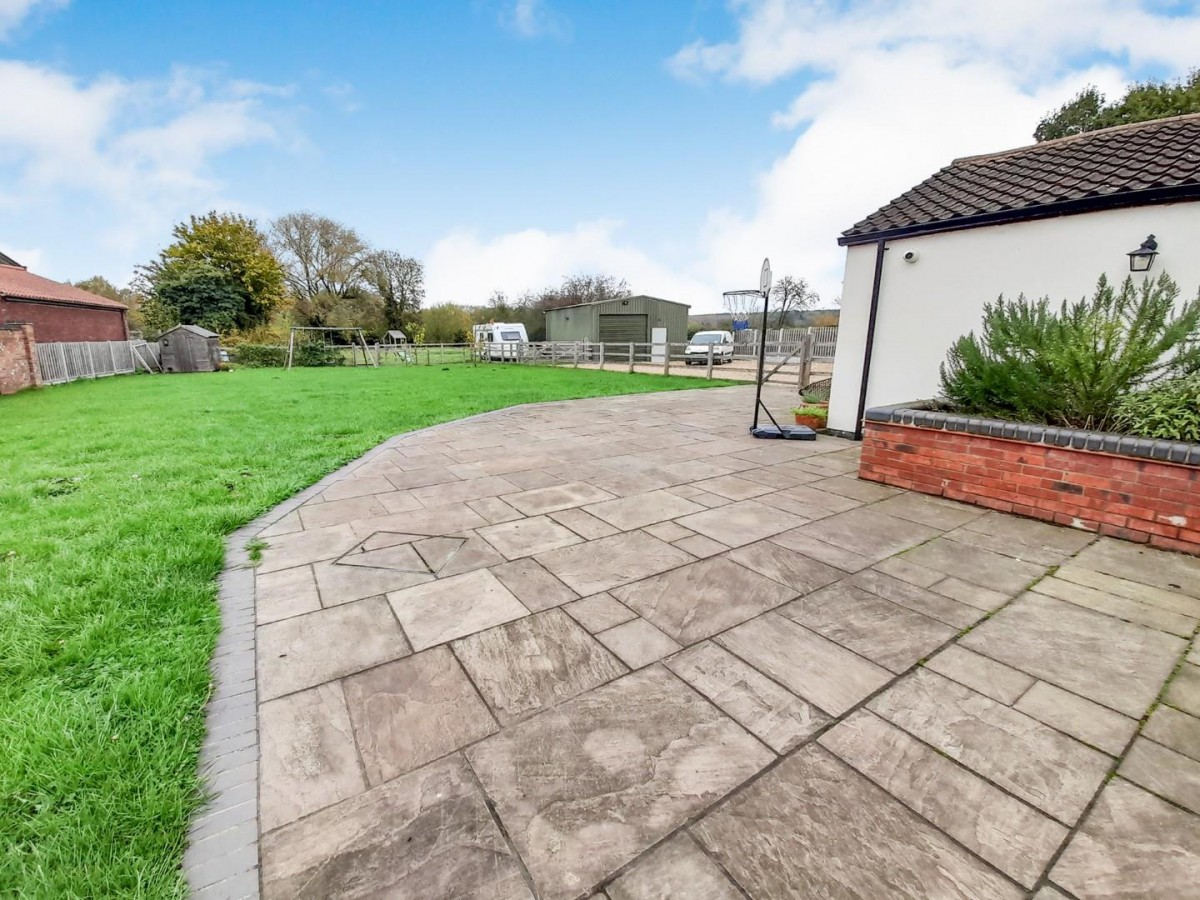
top-left (752, 285), bottom-right (774, 431)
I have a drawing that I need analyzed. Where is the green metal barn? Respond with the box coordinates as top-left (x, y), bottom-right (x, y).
top-left (544, 295), bottom-right (690, 344)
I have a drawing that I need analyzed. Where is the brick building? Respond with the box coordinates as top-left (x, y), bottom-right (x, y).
top-left (0, 252), bottom-right (128, 342)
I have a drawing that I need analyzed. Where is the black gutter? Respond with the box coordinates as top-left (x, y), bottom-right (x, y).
top-left (854, 240), bottom-right (887, 441)
top-left (838, 183), bottom-right (1200, 247)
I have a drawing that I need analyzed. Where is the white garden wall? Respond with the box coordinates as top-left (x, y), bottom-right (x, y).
top-left (828, 201), bottom-right (1200, 435)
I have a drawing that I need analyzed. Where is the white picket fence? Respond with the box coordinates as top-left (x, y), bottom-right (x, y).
top-left (35, 340), bottom-right (160, 386)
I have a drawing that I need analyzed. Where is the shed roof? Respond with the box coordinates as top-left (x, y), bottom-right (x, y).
top-left (0, 262), bottom-right (128, 310)
top-left (546, 294), bottom-right (689, 312)
top-left (163, 324), bottom-right (219, 338)
top-left (840, 113), bottom-right (1200, 245)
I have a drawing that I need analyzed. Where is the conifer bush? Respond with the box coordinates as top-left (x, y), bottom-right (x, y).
top-left (940, 273), bottom-right (1200, 431)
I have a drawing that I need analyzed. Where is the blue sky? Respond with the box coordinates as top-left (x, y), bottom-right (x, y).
top-left (2, 1), bottom-right (1199, 311)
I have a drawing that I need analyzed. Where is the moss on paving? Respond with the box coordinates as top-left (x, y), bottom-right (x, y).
top-left (0, 365), bottom-right (735, 897)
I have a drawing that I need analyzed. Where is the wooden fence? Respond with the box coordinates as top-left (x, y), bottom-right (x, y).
top-left (734, 326), bottom-right (838, 359)
top-left (478, 338), bottom-right (826, 388)
top-left (35, 340), bottom-right (160, 385)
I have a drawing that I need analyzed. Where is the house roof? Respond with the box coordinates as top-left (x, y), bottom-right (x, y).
top-left (547, 294), bottom-right (689, 312)
top-left (163, 324), bottom-right (218, 338)
top-left (0, 263), bottom-right (128, 310)
top-left (840, 113), bottom-right (1200, 246)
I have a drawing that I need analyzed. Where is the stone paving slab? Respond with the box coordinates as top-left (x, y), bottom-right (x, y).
top-left (466, 665), bottom-right (772, 900)
top-left (606, 833), bottom-right (741, 900)
top-left (960, 592), bottom-right (1185, 718)
top-left (869, 668), bottom-right (1110, 823)
top-left (260, 755), bottom-right (532, 899)
top-left (693, 745), bottom-right (1023, 900)
top-left (612, 557), bottom-right (796, 645)
top-left (1051, 778), bottom-right (1200, 899)
top-left (188, 385), bottom-right (1200, 899)
top-left (453, 609), bottom-right (627, 724)
top-left (820, 709), bottom-right (1067, 887)
top-left (341, 647), bottom-right (498, 784)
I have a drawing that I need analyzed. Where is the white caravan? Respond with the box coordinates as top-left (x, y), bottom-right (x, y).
top-left (684, 330), bottom-right (735, 365)
top-left (474, 322), bottom-right (529, 361)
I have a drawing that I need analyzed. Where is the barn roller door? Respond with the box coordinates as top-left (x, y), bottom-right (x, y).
top-left (599, 314), bottom-right (647, 344)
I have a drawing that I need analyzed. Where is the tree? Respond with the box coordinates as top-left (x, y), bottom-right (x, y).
top-left (362, 250), bottom-right (424, 334)
top-left (769, 275), bottom-right (819, 328)
top-left (422, 303), bottom-right (473, 343)
top-left (537, 274), bottom-right (630, 310)
top-left (72, 276), bottom-right (125, 304)
top-left (270, 212), bottom-right (369, 308)
top-left (1035, 70), bottom-right (1200, 141)
top-left (158, 212), bottom-right (286, 329)
top-left (148, 261), bottom-right (245, 334)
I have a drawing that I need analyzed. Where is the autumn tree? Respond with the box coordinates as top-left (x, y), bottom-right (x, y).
top-left (270, 212), bottom-right (369, 323)
top-left (362, 250), bottom-right (424, 334)
top-left (422, 303), bottom-right (473, 343)
top-left (536, 274), bottom-right (630, 310)
top-left (136, 212), bottom-right (285, 334)
top-left (770, 275), bottom-right (820, 328)
top-left (1035, 70), bottom-right (1200, 141)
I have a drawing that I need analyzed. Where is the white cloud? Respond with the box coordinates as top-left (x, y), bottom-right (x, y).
top-left (444, 0), bottom-right (1200, 313)
top-left (501, 0), bottom-right (570, 40)
top-left (425, 220), bottom-right (716, 306)
top-left (0, 0), bottom-right (65, 39)
top-left (0, 61), bottom-right (291, 271)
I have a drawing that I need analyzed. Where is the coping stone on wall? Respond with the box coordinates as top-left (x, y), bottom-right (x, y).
top-left (864, 401), bottom-right (1200, 468)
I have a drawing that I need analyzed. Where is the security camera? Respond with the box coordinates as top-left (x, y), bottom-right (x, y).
top-left (902, 250), bottom-right (920, 264)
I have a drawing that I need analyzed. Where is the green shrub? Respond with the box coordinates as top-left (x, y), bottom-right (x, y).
top-left (231, 343), bottom-right (286, 367)
top-left (940, 273), bottom-right (1200, 430)
top-left (292, 341), bottom-right (345, 367)
top-left (1113, 376), bottom-right (1200, 442)
top-left (791, 405), bottom-right (829, 419)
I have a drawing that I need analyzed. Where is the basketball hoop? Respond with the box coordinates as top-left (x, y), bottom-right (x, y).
top-left (724, 257), bottom-right (815, 442)
top-left (723, 289), bottom-right (760, 333)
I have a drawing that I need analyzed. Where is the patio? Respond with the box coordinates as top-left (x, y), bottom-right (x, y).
top-left (189, 385), bottom-right (1200, 900)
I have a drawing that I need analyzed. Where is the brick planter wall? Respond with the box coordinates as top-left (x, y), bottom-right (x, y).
top-left (0, 323), bottom-right (41, 395)
top-left (860, 405), bottom-right (1200, 556)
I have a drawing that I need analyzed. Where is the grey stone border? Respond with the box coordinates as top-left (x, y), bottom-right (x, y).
top-left (865, 401), bottom-right (1200, 467)
top-left (180, 387), bottom-right (750, 897)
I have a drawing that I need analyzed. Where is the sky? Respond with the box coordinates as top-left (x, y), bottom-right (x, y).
top-left (1, 0), bottom-right (1198, 313)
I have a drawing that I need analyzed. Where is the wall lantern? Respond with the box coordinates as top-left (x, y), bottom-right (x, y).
top-left (1128, 234), bottom-right (1158, 272)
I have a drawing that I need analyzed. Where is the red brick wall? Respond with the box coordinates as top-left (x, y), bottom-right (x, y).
top-left (0, 323), bottom-right (42, 395)
top-left (0, 298), bottom-right (127, 342)
top-left (860, 421), bottom-right (1200, 555)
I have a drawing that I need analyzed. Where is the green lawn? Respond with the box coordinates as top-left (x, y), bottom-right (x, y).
top-left (0, 365), bottom-right (735, 898)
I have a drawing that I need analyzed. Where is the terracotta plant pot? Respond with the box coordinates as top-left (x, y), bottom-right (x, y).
top-left (794, 413), bottom-right (827, 429)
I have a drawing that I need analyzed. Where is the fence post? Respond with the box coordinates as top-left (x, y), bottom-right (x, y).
top-left (663, 343), bottom-right (670, 376)
top-left (799, 332), bottom-right (815, 392)
top-left (599, 343), bottom-right (606, 371)
top-left (706, 344), bottom-right (714, 379)
top-left (573, 342), bottom-right (580, 368)
top-left (627, 343), bottom-right (634, 374)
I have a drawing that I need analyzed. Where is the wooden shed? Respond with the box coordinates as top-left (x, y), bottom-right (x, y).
top-left (159, 324), bottom-right (221, 373)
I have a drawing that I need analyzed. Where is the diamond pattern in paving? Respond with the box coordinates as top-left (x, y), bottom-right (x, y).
top-left (196, 385), bottom-right (1200, 900)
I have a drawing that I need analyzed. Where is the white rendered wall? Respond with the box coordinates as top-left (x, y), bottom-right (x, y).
top-left (827, 201), bottom-right (1200, 435)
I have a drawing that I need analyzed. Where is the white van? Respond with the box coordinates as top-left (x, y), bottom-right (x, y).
top-left (473, 322), bottom-right (529, 361)
top-left (684, 330), bottom-right (735, 365)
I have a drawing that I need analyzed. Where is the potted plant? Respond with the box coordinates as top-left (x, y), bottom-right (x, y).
top-left (800, 390), bottom-right (828, 409)
top-left (792, 405), bottom-right (828, 430)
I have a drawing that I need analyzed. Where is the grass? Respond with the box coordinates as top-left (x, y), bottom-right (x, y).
top-left (0, 365), bottom-right (736, 898)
